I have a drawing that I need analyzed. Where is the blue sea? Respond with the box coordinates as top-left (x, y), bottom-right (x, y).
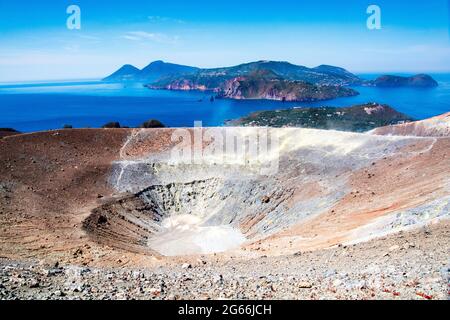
top-left (1, 74), bottom-right (450, 132)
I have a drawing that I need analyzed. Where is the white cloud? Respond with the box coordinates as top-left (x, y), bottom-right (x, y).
top-left (78, 34), bottom-right (101, 41)
top-left (121, 35), bottom-right (141, 41)
top-left (148, 16), bottom-right (185, 24)
top-left (121, 31), bottom-right (179, 44)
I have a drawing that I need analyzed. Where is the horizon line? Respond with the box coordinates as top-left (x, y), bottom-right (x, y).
top-left (2, 63), bottom-right (450, 85)
top-left (2, 71), bottom-right (450, 85)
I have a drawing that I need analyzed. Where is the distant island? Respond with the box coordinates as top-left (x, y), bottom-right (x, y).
top-left (366, 74), bottom-right (438, 88)
top-left (103, 61), bottom-right (199, 83)
top-left (227, 103), bottom-right (414, 132)
top-left (104, 60), bottom-right (362, 102)
top-left (103, 60), bottom-right (438, 102)
top-left (104, 60), bottom-right (362, 86)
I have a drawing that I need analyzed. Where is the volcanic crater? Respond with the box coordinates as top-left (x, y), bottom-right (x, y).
top-left (1, 116), bottom-right (449, 299)
top-left (74, 124), bottom-right (450, 260)
top-left (0, 117), bottom-right (449, 266)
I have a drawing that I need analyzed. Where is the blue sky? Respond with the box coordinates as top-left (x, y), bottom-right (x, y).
top-left (0, 0), bottom-right (449, 81)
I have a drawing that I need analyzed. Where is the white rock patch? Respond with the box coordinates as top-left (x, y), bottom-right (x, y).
top-left (148, 214), bottom-right (246, 256)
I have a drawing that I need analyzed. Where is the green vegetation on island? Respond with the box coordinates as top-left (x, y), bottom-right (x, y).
top-left (227, 103), bottom-right (414, 132)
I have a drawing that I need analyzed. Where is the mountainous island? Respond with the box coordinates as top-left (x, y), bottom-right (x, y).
top-left (227, 103), bottom-right (414, 132)
top-left (104, 60), bottom-right (362, 85)
top-left (104, 60), bottom-right (361, 102)
top-left (212, 69), bottom-right (358, 102)
top-left (103, 60), bottom-right (439, 102)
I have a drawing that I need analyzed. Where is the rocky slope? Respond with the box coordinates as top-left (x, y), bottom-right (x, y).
top-left (149, 68), bottom-right (359, 102)
top-left (0, 128), bottom-right (20, 139)
top-left (371, 112), bottom-right (450, 137)
top-left (228, 103), bottom-right (413, 131)
top-left (216, 70), bottom-right (358, 102)
top-left (1, 220), bottom-right (448, 300)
